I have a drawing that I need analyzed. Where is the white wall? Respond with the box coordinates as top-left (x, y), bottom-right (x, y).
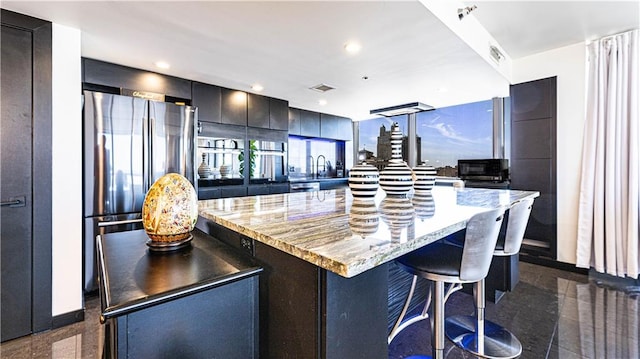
top-left (512, 42), bottom-right (587, 265)
top-left (51, 23), bottom-right (83, 316)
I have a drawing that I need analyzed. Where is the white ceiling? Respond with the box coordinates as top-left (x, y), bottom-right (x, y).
top-left (2, 1), bottom-right (638, 120)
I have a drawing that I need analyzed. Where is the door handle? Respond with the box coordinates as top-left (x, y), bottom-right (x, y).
top-left (1, 196), bottom-right (26, 207)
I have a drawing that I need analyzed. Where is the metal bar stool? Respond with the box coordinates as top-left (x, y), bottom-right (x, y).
top-left (389, 207), bottom-right (505, 359)
top-left (444, 198), bottom-right (534, 359)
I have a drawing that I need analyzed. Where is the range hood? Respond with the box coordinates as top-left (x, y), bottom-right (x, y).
top-left (370, 102), bottom-right (434, 117)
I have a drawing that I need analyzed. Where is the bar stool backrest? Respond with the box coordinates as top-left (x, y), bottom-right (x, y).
top-left (459, 207), bottom-right (505, 282)
top-left (502, 198), bottom-right (534, 255)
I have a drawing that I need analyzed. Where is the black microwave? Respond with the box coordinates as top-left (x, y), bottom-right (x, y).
top-left (457, 159), bottom-right (509, 182)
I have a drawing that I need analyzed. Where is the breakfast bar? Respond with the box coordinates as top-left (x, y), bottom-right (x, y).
top-left (196, 186), bottom-right (539, 358)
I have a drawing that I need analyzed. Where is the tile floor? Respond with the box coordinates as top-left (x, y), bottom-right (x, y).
top-left (1, 261), bottom-right (638, 358)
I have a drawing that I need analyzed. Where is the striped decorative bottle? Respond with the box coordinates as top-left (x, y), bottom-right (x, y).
top-left (348, 162), bottom-right (379, 198)
top-left (412, 162), bottom-right (437, 191)
top-left (379, 122), bottom-right (413, 196)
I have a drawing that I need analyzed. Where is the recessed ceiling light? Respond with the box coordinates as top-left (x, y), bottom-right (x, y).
top-left (155, 61), bottom-right (170, 69)
top-left (344, 42), bottom-right (361, 54)
top-left (318, 99), bottom-right (327, 106)
top-left (252, 84), bottom-right (264, 92)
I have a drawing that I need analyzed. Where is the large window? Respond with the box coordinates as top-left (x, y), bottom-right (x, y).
top-left (416, 100), bottom-right (493, 176)
top-left (356, 100), bottom-right (494, 176)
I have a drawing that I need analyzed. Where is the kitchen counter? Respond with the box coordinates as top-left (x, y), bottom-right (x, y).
top-left (196, 186), bottom-right (538, 359)
top-left (198, 186), bottom-right (539, 278)
top-left (97, 229), bottom-right (262, 358)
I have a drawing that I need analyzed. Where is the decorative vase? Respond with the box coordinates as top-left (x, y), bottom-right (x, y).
top-left (348, 199), bottom-right (379, 239)
top-left (412, 190), bottom-right (435, 220)
top-left (412, 162), bottom-right (436, 191)
top-left (379, 195), bottom-right (414, 242)
top-left (348, 161), bottom-right (379, 198)
top-left (379, 122), bottom-right (413, 196)
top-left (142, 173), bottom-right (198, 250)
top-left (197, 153), bottom-right (212, 179)
top-left (219, 164), bottom-right (231, 179)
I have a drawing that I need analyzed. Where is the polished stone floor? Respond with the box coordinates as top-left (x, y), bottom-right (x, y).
top-left (1, 261), bottom-right (638, 358)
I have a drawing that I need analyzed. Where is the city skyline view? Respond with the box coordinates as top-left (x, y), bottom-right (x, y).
top-left (358, 100), bottom-right (493, 168)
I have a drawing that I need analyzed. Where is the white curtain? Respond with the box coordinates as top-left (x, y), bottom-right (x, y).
top-left (577, 29), bottom-right (639, 279)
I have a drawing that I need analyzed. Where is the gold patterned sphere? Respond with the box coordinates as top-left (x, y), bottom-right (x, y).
top-left (142, 173), bottom-right (198, 242)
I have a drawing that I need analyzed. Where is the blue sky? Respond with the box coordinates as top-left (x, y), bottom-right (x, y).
top-left (359, 100), bottom-right (493, 167)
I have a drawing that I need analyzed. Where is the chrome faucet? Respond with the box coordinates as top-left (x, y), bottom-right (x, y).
top-left (317, 155), bottom-right (326, 177)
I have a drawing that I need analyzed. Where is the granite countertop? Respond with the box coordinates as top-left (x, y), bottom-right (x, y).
top-left (198, 187), bottom-right (539, 278)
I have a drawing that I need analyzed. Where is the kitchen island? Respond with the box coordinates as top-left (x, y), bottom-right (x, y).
top-left (196, 186), bottom-right (539, 358)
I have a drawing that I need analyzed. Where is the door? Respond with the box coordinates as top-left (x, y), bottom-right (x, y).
top-left (149, 101), bottom-right (196, 186)
top-left (1, 24), bottom-right (33, 341)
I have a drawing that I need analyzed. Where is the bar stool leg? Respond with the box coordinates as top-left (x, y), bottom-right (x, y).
top-left (444, 279), bottom-right (522, 359)
top-left (431, 281), bottom-right (445, 359)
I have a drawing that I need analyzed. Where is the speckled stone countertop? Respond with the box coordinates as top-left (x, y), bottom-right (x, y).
top-left (198, 187), bottom-right (539, 278)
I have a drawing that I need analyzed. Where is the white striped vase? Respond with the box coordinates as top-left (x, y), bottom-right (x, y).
top-left (380, 122), bottom-right (413, 195)
top-left (412, 162), bottom-right (437, 191)
top-left (348, 162), bottom-right (379, 198)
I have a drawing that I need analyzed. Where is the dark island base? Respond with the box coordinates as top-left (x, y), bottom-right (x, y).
top-left (199, 220), bottom-right (389, 359)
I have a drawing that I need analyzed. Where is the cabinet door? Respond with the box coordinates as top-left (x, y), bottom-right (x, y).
top-left (83, 58), bottom-right (191, 100)
top-left (336, 116), bottom-right (353, 141)
top-left (320, 113), bottom-right (338, 139)
top-left (247, 185), bottom-right (270, 196)
top-left (248, 93), bottom-right (269, 129)
top-left (300, 109), bottom-right (320, 137)
top-left (288, 108), bottom-right (301, 135)
top-left (192, 82), bottom-right (222, 123)
top-left (269, 183), bottom-right (290, 194)
top-left (269, 98), bottom-right (289, 131)
top-left (221, 88), bottom-right (247, 126)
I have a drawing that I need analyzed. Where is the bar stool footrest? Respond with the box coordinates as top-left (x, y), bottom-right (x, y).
top-left (445, 315), bottom-right (522, 359)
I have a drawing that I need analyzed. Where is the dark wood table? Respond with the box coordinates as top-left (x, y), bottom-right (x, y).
top-left (97, 228), bottom-right (262, 359)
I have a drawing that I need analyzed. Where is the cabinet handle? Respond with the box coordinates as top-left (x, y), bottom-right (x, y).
top-left (98, 218), bottom-right (143, 227)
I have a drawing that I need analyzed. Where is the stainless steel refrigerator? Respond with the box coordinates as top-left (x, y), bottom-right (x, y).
top-left (83, 90), bottom-right (197, 292)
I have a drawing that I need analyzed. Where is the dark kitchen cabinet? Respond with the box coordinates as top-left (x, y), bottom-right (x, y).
top-left (248, 93), bottom-right (270, 129)
top-left (221, 88), bottom-right (248, 126)
top-left (320, 113), bottom-right (338, 140)
top-left (82, 58), bottom-right (191, 100)
top-left (221, 186), bottom-right (247, 198)
top-left (321, 113), bottom-right (353, 141)
top-left (269, 98), bottom-right (289, 131)
top-left (247, 185), bottom-right (270, 196)
top-left (288, 108), bottom-right (301, 135)
top-left (98, 229), bottom-right (262, 359)
top-left (299, 109), bottom-right (320, 137)
top-left (198, 187), bottom-right (221, 200)
top-left (510, 76), bottom-right (557, 259)
top-left (248, 94), bottom-right (289, 131)
top-left (192, 82), bottom-right (222, 123)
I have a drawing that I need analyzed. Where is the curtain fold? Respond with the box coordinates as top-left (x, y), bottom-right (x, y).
top-left (577, 29), bottom-right (639, 279)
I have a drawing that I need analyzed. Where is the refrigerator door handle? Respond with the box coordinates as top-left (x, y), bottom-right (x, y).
top-left (97, 218), bottom-right (143, 227)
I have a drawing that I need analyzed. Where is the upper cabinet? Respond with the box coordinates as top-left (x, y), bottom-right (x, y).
top-left (248, 93), bottom-right (269, 128)
top-left (299, 109), bottom-right (320, 137)
top-left (288, 108), bottom-right (301, 135)
top-left (191, 82), bottom-right (222, 123)
top-left (269, 97), bottom-right (289, 131)
top-left (248, 93), bottom-right (289, 130)
top-left (291, 107), bottom-right (352, 141)
top-left (221, 88), bottom-right (248, 126)
top-left (82, 58), bottom-right (191, 100)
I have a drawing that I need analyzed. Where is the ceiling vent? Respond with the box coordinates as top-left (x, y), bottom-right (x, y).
top-left (370, 102), bottom-right (435, 117)
top-left (310, 83), bottom-right (335, 93)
